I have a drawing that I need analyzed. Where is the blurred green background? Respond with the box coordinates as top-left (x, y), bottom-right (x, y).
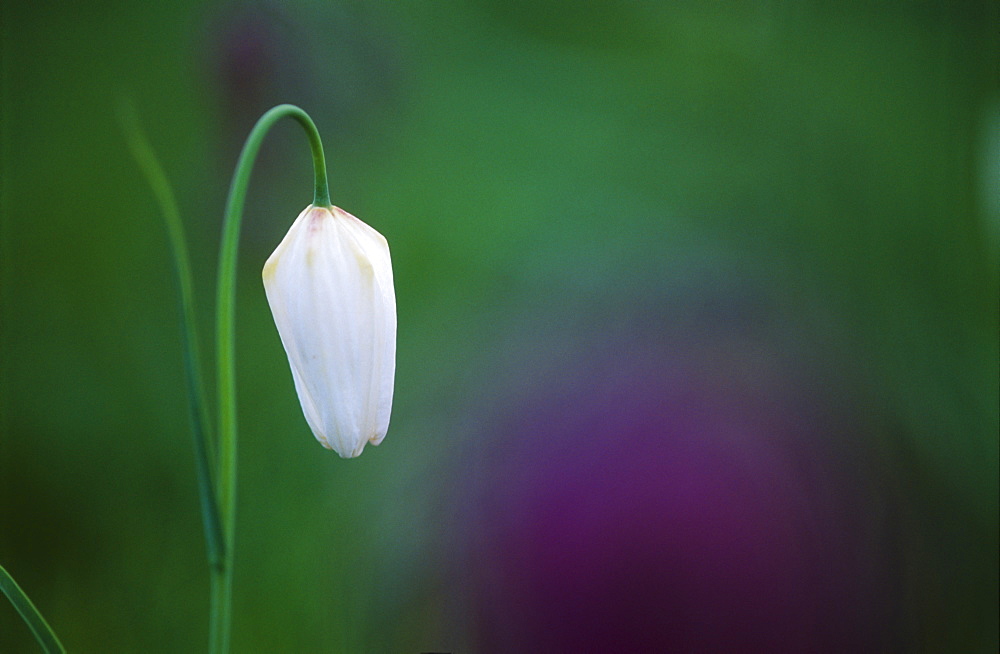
top-left (2, 1), bottom-right (997, 651)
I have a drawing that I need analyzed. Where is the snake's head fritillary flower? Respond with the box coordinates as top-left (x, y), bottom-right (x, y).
top-left (263, 204), bottom-right (396, 458)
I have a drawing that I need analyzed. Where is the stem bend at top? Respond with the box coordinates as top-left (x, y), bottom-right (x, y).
top-left (209, 103), bottom-right (330, 654)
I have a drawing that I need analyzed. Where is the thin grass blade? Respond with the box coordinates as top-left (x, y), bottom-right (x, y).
top-left (118, 98), bottom-right (225, 569)
top-left (0, 564), bottom-right (66, 654)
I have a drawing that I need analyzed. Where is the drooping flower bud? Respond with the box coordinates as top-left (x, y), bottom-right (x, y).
top-left (262, 204), bottom-right (396, 458)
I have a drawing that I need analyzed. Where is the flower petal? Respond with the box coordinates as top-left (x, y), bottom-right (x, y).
top-left (263, 205), bottom-right (396, 458)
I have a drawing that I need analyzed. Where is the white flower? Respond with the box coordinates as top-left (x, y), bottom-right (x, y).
top-left (263, 204), bottom-right (396, 458)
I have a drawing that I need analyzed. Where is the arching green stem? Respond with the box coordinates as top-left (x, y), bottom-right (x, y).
top-left (211, 104), bottom-right (330, 654)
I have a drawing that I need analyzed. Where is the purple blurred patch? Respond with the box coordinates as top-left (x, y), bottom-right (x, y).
top-left (456, 335), bottom-right (901, 652)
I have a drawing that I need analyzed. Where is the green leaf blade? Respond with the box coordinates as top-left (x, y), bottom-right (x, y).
top-left (0, 564), bottom-right (66, 654)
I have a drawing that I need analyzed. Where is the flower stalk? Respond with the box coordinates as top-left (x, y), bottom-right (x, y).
top-left (211, 104), bottom-right (331, 654)
top-left (126, 102), bottom-right (355, 653)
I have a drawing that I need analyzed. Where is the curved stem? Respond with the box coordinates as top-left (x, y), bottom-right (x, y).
top-left (210, 104), bottom-right (330, 654)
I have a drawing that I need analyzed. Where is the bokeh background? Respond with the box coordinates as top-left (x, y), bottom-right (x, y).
top-left (2, 1), bottom-right (998, 651)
